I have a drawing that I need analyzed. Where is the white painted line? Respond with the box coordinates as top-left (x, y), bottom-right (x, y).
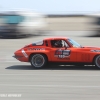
top-left (0, 74), bottom-right (100, 77)
top-left (0, 84), bottom-right (100, 88)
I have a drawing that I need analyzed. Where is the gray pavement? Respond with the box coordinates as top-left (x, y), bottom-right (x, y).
top-left (0, 31), bottom-right (100, 100)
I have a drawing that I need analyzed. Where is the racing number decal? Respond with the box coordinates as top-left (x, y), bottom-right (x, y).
top-left (55, 49), bottom-right (71, 59)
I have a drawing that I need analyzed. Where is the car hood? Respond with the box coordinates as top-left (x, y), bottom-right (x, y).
top-left (82, 46), bottom-right (100, 52)
top-left (84, 46), bottom-right (100, 49)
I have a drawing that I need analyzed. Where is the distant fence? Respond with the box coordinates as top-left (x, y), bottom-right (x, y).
top-left (47, 14), bottom-right (86, 18)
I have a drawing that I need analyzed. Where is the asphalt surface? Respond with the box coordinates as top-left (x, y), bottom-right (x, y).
top-left (0, 31), bottom-right (100, 100)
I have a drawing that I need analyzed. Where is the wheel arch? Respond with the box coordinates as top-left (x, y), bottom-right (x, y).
top-left (92, 54), bottom-right (100, 64)
top-left (29, 53), bottom-right (48, 62)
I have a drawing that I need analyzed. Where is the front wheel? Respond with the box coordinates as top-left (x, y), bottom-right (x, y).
top-left (30, 54), bottom-right (47, 69)
top-left (94, 55), bottom-right (100, 68)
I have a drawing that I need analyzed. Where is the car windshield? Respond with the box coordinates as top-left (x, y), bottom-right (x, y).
top-left (32, 40), bottom-right (43, 46)
top-left (67, 39), bottom-right (82, 48)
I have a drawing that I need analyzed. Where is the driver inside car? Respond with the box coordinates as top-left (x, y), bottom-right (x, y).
top-left (52, 40), bottom-right (63, 48)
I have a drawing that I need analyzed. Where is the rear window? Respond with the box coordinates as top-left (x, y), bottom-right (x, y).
top-left (32, 40), bottom-right (43, 46)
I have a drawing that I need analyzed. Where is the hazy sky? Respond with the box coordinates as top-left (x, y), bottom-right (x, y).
top-left (1, 0), bottom-right (100, 14)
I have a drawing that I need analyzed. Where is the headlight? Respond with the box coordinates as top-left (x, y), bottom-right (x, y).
top-left (91, 50), bottom-right (100, 52)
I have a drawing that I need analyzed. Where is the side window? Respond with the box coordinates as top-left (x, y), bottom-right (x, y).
top-left (62, 40), bottom-right (69, 47)
top-left (51, 40), bottom-right (69, 48)
top-left (32, 40), bottom-right (44, 46)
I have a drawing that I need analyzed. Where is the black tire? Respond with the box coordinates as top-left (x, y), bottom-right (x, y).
top-left (94, 55), bottom-right (100, 69)
top-left (30, 54), bottom-right (47, 68)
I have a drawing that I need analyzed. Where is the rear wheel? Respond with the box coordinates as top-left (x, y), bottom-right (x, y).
top-left (94, 55), bottom-right (100, 68)
top-left (30, 54), bottom-right (47, 68)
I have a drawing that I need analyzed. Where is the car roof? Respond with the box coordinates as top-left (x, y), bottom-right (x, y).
top-left (44, 37), bottom-right (69, 41)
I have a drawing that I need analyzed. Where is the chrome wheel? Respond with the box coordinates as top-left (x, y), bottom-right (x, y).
top-left (95, 55), bottom-right (100, 68)
top-left (31, 54), bottom-right (46, 68)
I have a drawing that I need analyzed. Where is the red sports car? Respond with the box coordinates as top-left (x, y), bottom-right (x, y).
top-left (13, 37), bottom-right (100, 69)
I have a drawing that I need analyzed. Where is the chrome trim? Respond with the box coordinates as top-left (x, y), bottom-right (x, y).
top-left (12, 55), bottom-right (23, 59)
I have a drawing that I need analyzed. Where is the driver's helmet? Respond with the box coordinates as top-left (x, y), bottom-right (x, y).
top-left (54, 40), bottom-right (62, 47)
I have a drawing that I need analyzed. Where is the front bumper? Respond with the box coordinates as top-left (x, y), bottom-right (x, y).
top-left (12, 55), bottom-right (23, 59)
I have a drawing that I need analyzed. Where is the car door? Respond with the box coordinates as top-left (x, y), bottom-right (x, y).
top-left (50, 39), bottom-right (77, 62)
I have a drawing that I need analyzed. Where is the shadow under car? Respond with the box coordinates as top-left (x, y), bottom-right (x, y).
top-left (5, 65), bottom-right (99, 70)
